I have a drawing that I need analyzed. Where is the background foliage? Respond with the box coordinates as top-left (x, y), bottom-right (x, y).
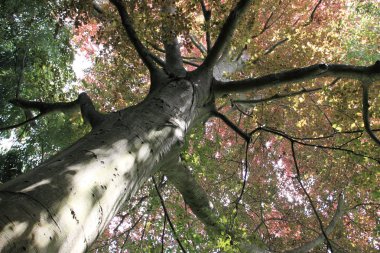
top-left (0, 0), bottom-right (379, 252)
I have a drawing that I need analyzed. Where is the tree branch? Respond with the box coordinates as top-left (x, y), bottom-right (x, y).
top-left (304, 0), bottom-right (323, 26)
top-left (241, 193), bottom-right (345, 253)
top-left (148, 42), bottom-right (200, 68)
top-left (195, 0), bottom-right (253, 73)
top-left (8, 98), bottom-right (78, 113)
top-left (77, 93), bottom-right (105, 127)
top-left (147, 41), bottom-right (166, 54)
top-left (3, 93), bottom-right (104, 130)
top-left (152, 176), bottom-right (187, 253)
top-left (212, 111), bottom-right (251, 142)
top-left (148, 40), bottom-right (203, 61)
top-left (249, 38), bottom-right (289, 65)
top-left (189, 34), bottom-right (207, 56)
top-left (233, 78), bottom-right (340, 105)
top-left (161, 163), bottom-right (224, 235)
top-left (163, 157), bottom-right (345, 253)
top-left (251, 2), bottom-right (287, 39)
top-left (161, 215), bottom-right (167, 253)
top-left (262, 38), bottom-right (289, 56)
top-left (161, 1), bottom-right (186, 77)
top-left (362, 84), bottom-right (380, 146)
top-left (213, 61), bottom-right (380, 96)
top-left (285, 193), bottom-right (344, 253)
top-left (199, 0), bottom-right (211, 52)
top-left (255, 126), bottom-right (380, 163)
top-left (233, 87), bottom-right (322, 105)
top-left (291, 142), bottom-right (334, 251)
top-left (148, 52), bottom-right (165, 67)
top-left (183, 59), bottom-right (201, 67)
top-left (0, 113), bottom-right (43, 132)
top-left (230, 141), bottom-right (251, 234)
top-left (261, 11), bottom-right (274, 34)
top-left (163, 39), bottom-right (186, 76)
top-left (109, 0), bottom-right (158, 73)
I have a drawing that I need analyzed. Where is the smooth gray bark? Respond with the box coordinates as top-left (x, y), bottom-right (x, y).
top-left (0, 0), bottom-right (378, 250)
top-left (0, 78), bottom-right (209, 253)
top-left (161, 163), bottom-right (225, 234)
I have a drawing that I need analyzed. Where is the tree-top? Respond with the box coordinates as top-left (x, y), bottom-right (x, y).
top-left (0, 0), bottom-right (379, 252)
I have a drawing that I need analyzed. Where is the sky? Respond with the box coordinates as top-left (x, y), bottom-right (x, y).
top-left (72, 51), bottom-right (93, 80)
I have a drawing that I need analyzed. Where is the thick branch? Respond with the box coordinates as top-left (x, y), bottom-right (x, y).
top-left (233, 87), bottom-right (322, 105)
top-left (199, 0), bottom-right (211, 52)
top-left (161, 1), bottom-right (186, 77)
top-left (362, 85), bottom-right (380, 146)
top-left (148, 52), bottom-right (165, 67)
top-left (4, 93), bottom-right (104, 129)
top-left (233, 78), bottom-right (340, 105)
top-left (196, 0), bottom-right (253, 73)
top-left (161, 163), bottom-right (224, 235)
top-left (163, 39), bottom-right (186, 76)
top-left (213, 61), bottom-right (380, 96)
top-left (9, 98), bottom-right (78, 113)
top-left (1, 98), bottom-right (78, 131)
top-left (109, 0), bottom-right (158, 73)
top-left (77, 93), bottom-right (105, 127)
top-left (164, 160), bottom-right (345, 253)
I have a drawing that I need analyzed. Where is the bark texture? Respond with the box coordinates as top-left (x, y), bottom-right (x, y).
top-left (1, 0), bottom-right (378, 251)
top-left (0, 78), bottom-right (209, 252)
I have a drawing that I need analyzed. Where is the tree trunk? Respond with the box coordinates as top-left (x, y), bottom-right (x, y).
top-left (0, 78), bottom-right (210, 252)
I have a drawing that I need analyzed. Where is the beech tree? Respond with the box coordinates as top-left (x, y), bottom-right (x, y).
top-left (0, 0), bottom-right (379, 252)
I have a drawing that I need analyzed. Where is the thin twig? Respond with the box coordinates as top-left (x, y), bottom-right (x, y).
top-left (152, 177), bottom-right (187, 253)
top-left (212, 111), bottom-right (251, 142)
top-left (253, 126), bottom-right (380, 162)
top-left (263, 38), bottom-right (289, 55)
top-left (304, 0), bottom-right (323, 26)
top-left (161, 215), bottom-right (167, 253)
top-left (148, 41), bottom-right (203, 61)
top-left (15, 49), bottom-right (27, 98)
top-left (189, 34), bottom-right (207, 55)
top-left (291, 142), bottom-right (334, 252)
top-left (230, 135), bottom-right (256, 232)
top-left (0, 113), bottom-right (43, 131)
top-left (183, 59), bottom-right (200, 67)
top-left (119, 215), bottom-right (144, 251)
top-left (231, 102), bottom-right (253, 117)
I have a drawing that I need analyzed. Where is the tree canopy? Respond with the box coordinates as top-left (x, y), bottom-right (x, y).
top-left (0, 0), bottom-right (379, 252)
